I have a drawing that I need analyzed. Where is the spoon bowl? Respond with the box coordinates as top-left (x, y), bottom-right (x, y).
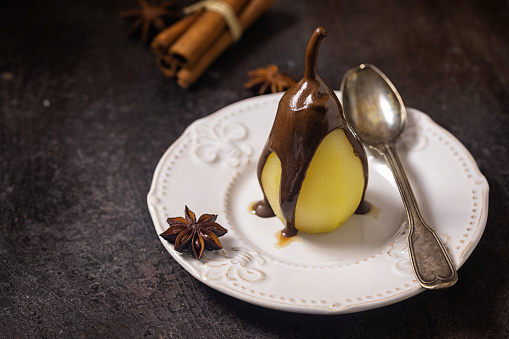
top-left (341, 64), bottom-right (406, 147)
top-left (341, 64), bottom-right (458, 290)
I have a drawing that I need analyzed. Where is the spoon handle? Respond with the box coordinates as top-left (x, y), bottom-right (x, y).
top-left (378, 143), bottom-right (458, 289)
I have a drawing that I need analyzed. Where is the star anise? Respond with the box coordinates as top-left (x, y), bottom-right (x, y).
top-left (120, 0), bottom-right (181, 43)
top-left (160, 206), bottom-right (228, 259)
top-left (243, 64), bottom-right (296, 95)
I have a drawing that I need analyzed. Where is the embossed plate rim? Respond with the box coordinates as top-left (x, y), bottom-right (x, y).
top-left (147, 92), bottom-right (489, 314)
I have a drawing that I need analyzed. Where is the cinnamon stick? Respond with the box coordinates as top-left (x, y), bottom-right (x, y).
top-left (170, 0), bottom-right (249, 66)
top-left (150, 11), bottom-right (202, 57)
top-left (177, 0), bottom-right (276, 89)
top-left (156, 55), bottom-right (180, 78)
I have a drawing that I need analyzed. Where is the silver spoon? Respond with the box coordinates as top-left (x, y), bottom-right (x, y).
top-left (341, 64), bottom-right (458, 289)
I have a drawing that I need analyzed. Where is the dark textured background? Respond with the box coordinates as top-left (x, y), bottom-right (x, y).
top-left (1, 0), bottom-right (508, 337)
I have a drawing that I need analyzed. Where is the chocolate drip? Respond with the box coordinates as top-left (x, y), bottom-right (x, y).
top-left (254, 27), bottom-right (370, 237)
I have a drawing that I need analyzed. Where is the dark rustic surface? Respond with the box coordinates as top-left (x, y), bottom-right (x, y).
top-left (1, 0), bottom-right (508, 338)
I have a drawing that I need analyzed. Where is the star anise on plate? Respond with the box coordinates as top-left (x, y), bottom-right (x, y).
top-left (120, 0), bottom-right (181, 42)
top-left (243, 64), bottom-right (296, 95)
top-left (160, 206), bottom-right (228, 259)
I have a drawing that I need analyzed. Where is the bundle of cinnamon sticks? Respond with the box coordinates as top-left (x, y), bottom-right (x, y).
top-left (151, 0), bottom-right (275, 89)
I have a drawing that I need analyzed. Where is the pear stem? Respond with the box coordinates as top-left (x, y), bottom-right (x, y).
top-left (304, 27), bottom-right (327, 79)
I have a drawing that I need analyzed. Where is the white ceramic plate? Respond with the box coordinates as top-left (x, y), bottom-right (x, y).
top-left (147, 92), bottom-right (489, 314)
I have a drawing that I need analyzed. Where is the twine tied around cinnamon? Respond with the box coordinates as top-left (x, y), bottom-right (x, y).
top-left (183, 0), bottom-right (243, 42)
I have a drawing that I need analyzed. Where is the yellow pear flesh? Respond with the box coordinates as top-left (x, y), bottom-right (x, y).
top-left (261, 129), bottom-right (365, 234)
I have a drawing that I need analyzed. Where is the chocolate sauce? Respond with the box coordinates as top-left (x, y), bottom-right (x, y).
top-left (254, 27), bottom-right (370, 237)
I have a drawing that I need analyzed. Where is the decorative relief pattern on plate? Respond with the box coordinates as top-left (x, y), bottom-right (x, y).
top-left (401, 125), bottom-right (428, 151)
top-left (399, 111), bottom-right (428, 151)
top-left (191, 121), bottom-right (253, 168)
top-left (203, 247), bottom-right (265, 283)
top-left (388, 227), bottom-right (413, 275)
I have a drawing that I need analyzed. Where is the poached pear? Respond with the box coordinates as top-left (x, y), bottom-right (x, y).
top-left (253, 27), bottom-right (370, 237)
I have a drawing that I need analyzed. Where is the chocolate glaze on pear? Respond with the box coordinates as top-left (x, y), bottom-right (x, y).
top-left (253, 27), bottom-right (370, 237)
